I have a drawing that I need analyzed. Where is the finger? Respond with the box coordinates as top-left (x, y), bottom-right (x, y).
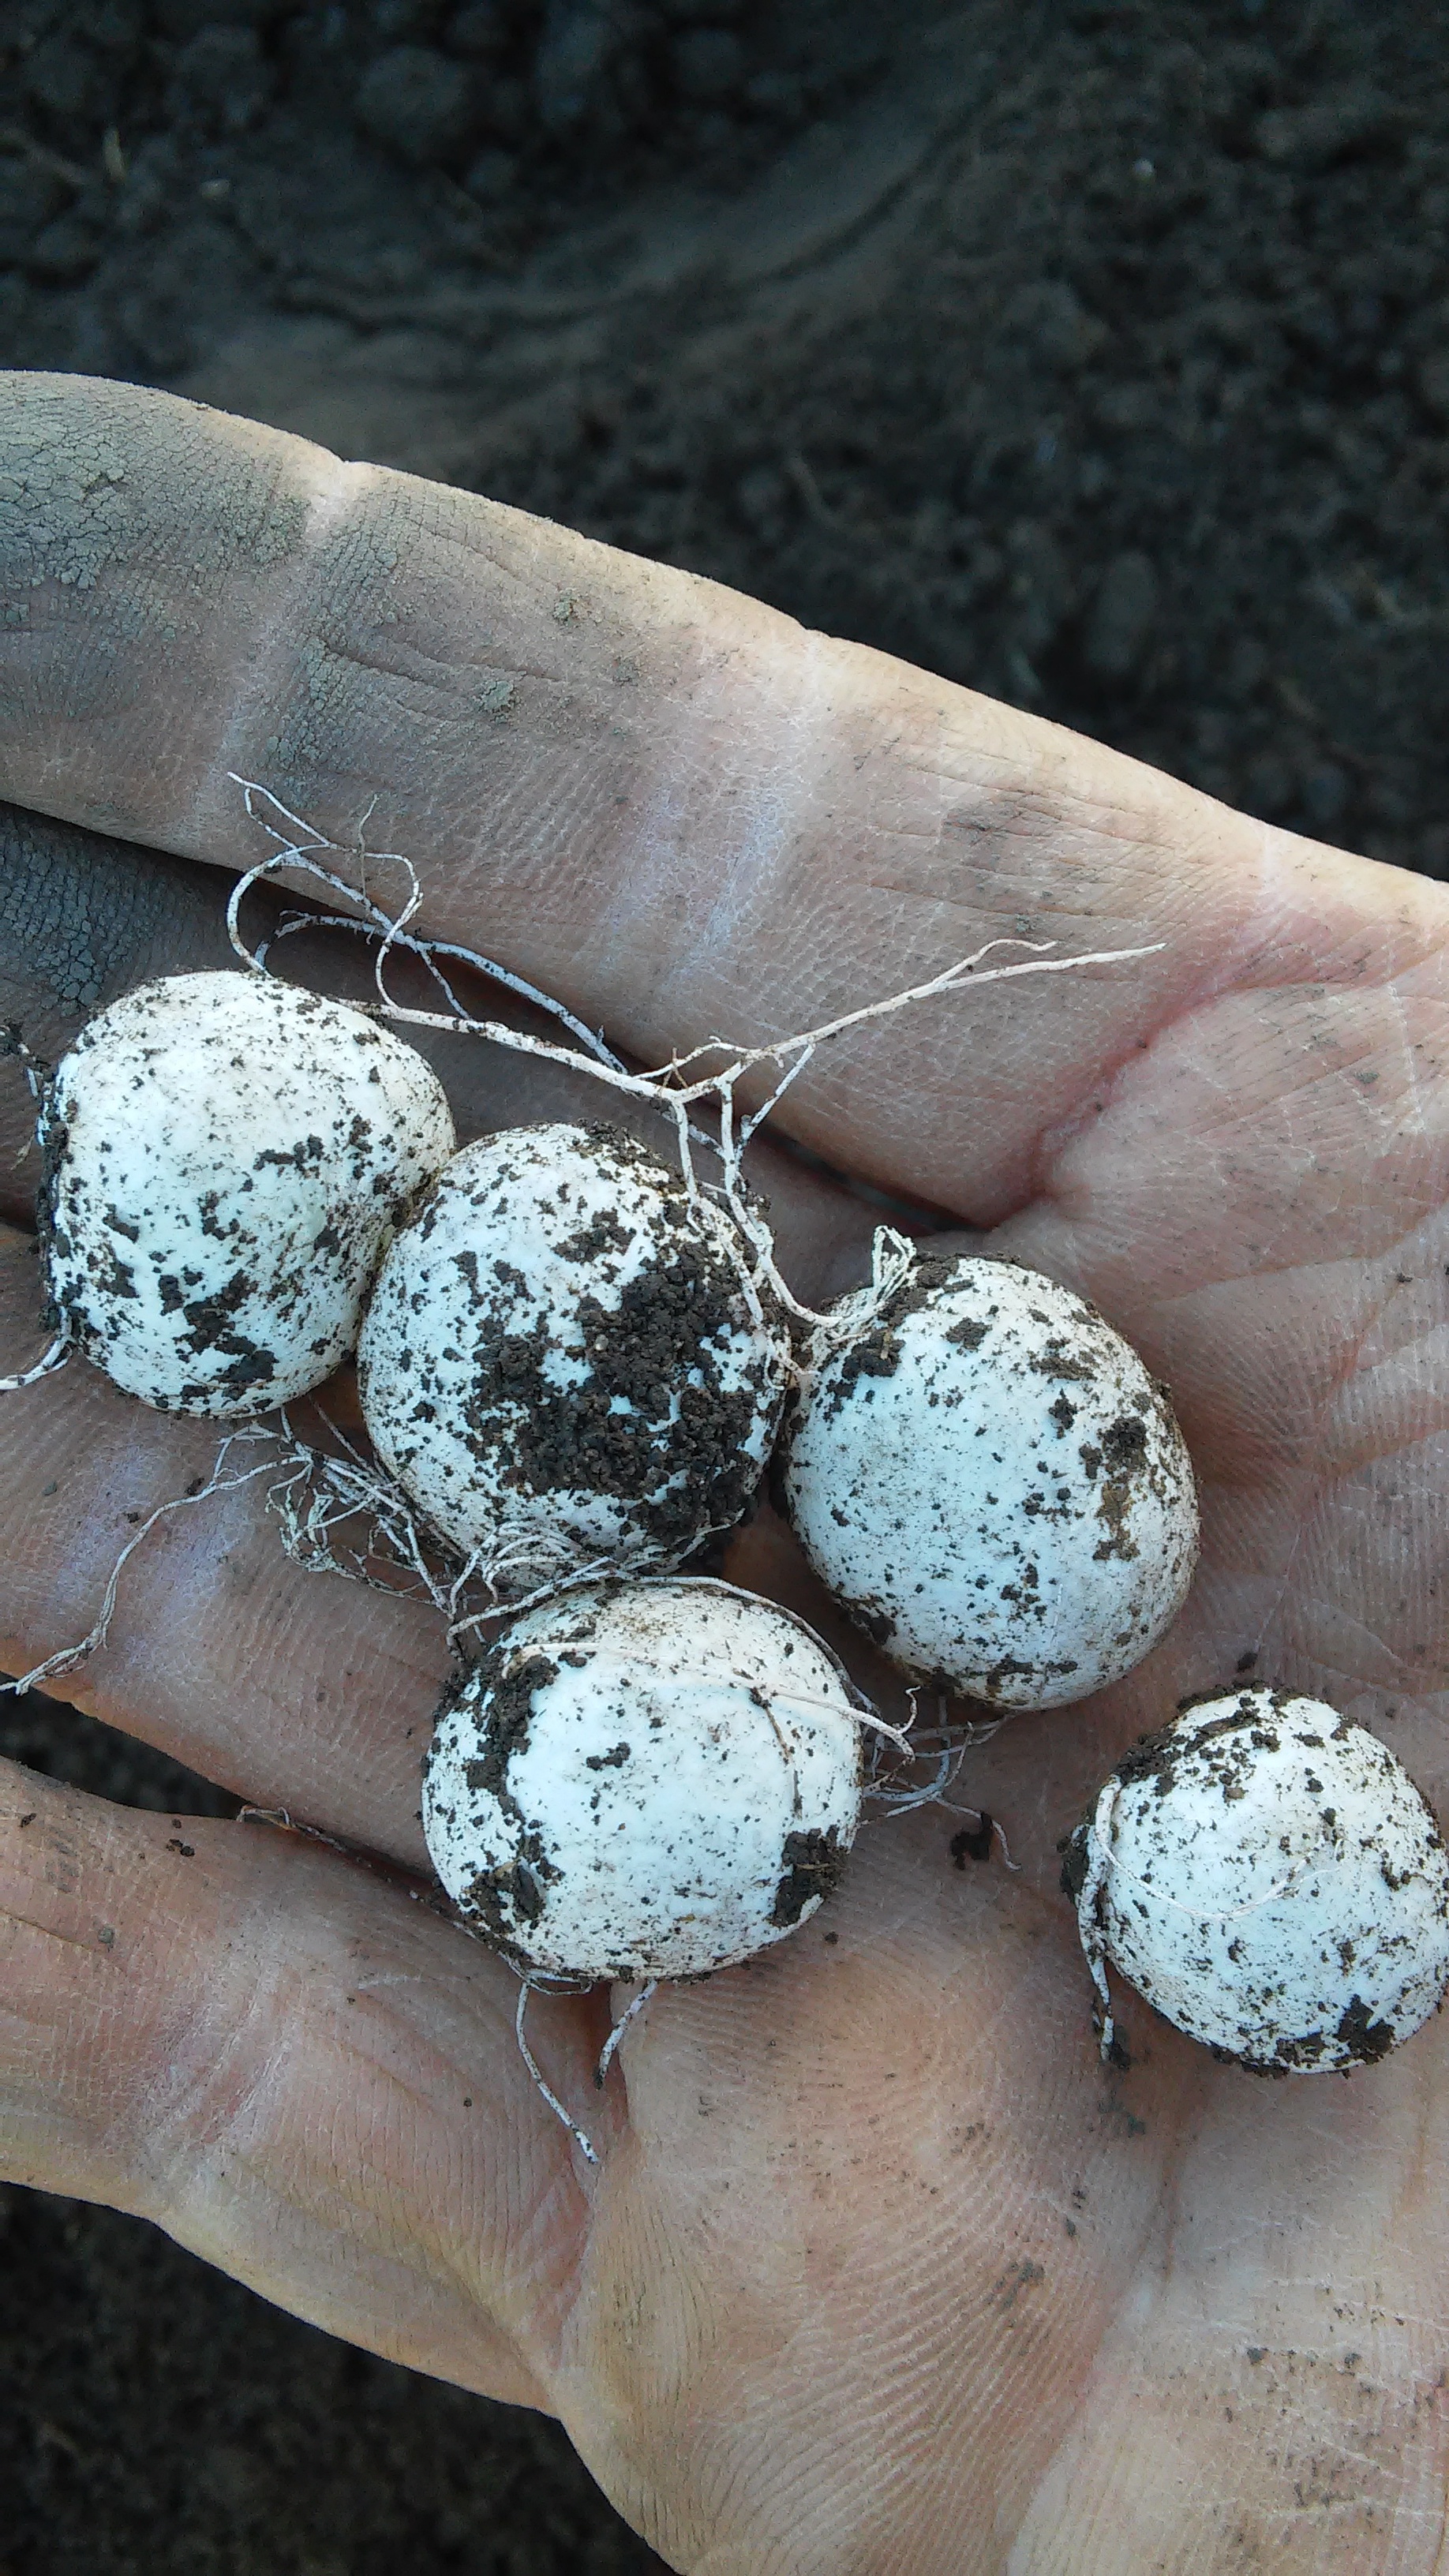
top-left (0, 369), bottom-right (1385, 1218)
top-left (0, 1751), bottom-right (583, 2410)
top-left (0, 1215), bottom-right (445, 1856)
top-left (0, 795), bottom-right (887, 1300)
top-left (0, 800), bottom-right (230, 1200)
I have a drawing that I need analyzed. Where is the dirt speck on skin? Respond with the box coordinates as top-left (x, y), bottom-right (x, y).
top-left (950, 1816), bottom-right (995, 1866)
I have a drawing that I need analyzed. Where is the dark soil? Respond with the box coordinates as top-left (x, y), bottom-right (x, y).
top-left (3, 0), bottom-right (1449, 2566)
top-left (6, 0), bottom-right (1449, 869)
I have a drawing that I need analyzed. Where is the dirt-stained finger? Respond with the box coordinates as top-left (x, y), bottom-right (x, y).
top-left (0, 370), bottom-right (1279, 1222)
top-left (0, 1750), bottom-right (575, 2408)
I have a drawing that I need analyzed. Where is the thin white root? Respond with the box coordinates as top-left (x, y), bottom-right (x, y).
top-left (233, 1803), bottom-right (354, 1860)
top-left (0, 1328), bottom-right (71, 1393)
top-left (596, 1979), bottom-right (658, 2090)
top-left (268, 1406), bottom-right (674, 1635)
top-left (227, 779), bottom-right (627, 1073)
top-left (1093, 1823), bottom-right (1331, 1930)
top-left (802, 1225), bottom-right (919, 1365)
top-left (515, 1977), bottom-right (601, 2166)
top-left (228, 780), bottom-right (1163, 1349)
top-left (2, 1428), bottom-right (283, 1697)
top-left (871, 1738), bottom-right (957, 1811)
top-left (1, 1021), bottom-right (48, 1102)
top-left (444, 1548), bottom-right (647, 1645)
top-left (268, 1407), bottom-right (454, 1615)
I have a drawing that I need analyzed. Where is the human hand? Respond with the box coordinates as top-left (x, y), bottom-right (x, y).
top-left (2, 371), bottom-right (1447, 2572)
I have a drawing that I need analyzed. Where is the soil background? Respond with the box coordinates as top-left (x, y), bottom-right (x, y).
top-left (2, 0), bottom-right (1449, 2567)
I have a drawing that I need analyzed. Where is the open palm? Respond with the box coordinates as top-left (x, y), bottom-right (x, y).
top-left (2, 371), bottom-right (1447, 2573)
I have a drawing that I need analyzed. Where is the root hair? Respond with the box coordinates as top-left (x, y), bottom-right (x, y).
top-left (595, 1978), bottom-right (658, 2090)
top-left (515, 1974), bottom-right (602, 2166)
top-left (2, 1426), bottom-right (285, 1698)
top-left (227, 777), bottom-right (1163, 1359)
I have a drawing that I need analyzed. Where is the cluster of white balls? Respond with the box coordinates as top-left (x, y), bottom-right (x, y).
top-left (20, 968), bottom-right (1449, 2071)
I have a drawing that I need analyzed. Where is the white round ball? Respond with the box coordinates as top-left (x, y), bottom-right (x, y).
top-left (1067, 1688), bottom-right (1449, 2071)
top-left (358, 1122), bottom-right (788, 1591)
top-left (422, 1577), bottom-right (863, 1979)
top-left (41, 971), bottom-right (456, 1417)
top-left (781, 1253), bottom-right (1199, 1707)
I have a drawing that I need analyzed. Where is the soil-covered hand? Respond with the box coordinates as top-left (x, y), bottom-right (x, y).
top-left (2, 373), bottom-right (1447, 2574)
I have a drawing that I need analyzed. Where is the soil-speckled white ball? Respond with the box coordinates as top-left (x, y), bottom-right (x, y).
top-left (1065, 1687), bottom-right (1449, 2071)
top-left (358, 1121), bottom-right (788, 1592)
top-left (781, 1252), bottom-right (1198, 1706)
top-left (422, 1577), bottom-right (863, 1978)
top-left (40, 971), bottom-right (456, 1416)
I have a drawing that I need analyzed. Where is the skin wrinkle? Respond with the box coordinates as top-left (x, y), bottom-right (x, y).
top-left (1, 390), bottom-right (322, 846)
top-left (0, 802), bottom-right (177, 1015)
top-left (1027, 2059), bottom-right (1449, 2569)
top-left (1243, 1275), bottom-right (1430, 1653)
top-left (130, 1904), bottom-right (284, 2172)
top-left (1387, 980), bottom-right (1432, 1140)
top-left (575, 1863), bottom-right (1162, 2573)
top-left (275, 482), bottom-right (664, 913)
top-left (583, 628), bottom-right (803, 1029)
top-left (4, 1908), bottom-right (104, 1952)
top-left (201, 453), bottom-right (372, 858)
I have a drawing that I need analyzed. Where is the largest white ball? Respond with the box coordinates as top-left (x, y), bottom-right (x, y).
top-left (781, 1253), bottom-right (1198, 1706)
top-left (40, 971), bottom-right (455, 1417)
top-left (423, 1578), bottom-right (864, 1979)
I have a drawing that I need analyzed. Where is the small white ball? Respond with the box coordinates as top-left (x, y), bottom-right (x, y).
top-left (422, 1577), bottom-right (863, 1979)
top-left (781, 1253), bottom-right (1198, 1706)
top-left (40, 971), bottom-right (456, 1417)
top-left (358, 1122), bottom-right (788, 1591)
top-left (1065, 1687), bottom-right (1449, 2071)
